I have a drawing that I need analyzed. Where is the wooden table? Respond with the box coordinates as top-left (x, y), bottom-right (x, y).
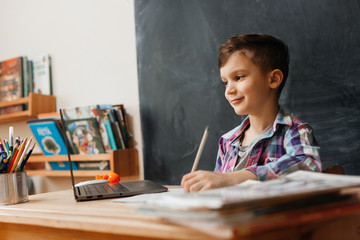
top-left (0, 189), bottom-right (360, 240)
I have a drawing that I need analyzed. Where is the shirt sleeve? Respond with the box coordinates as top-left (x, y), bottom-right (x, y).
top-left (245, 123), bottom-right (322, 181)
top-left (214, 137), bottom-right (226, 172)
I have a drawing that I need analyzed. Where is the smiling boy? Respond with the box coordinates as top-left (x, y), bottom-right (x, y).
top-left (181, 34), bottom-right (321, 192)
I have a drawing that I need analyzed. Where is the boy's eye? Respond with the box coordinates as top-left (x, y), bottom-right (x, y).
top-left (235, 75), bottom-right (244, 80)
top-left (222, 81), bottom-right (228, 87)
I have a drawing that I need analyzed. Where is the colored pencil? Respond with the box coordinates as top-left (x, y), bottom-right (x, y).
top-left (4, 138), bottom-right (10, 154)
top-left (10, 138), bottom-right (27, 173)
top-left (19, 143), bottom-right (36, 172)
top-left (7, 148), bottom-right (19, 173)
top-left (6, 140), bottom-right (20, 173)
top-left (15, 137), bottom-right (32, 171)
top-left (0, 138), bottom-right (5, 152)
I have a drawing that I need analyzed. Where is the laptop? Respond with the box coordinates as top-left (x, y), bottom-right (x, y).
top-left (59, 109), bottom-right (168, 201)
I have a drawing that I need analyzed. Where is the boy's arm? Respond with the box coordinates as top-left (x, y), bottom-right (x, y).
top-left (246, 123), bottom-right (322, 181)
top-left (181, 169), bottom-right (257, 192)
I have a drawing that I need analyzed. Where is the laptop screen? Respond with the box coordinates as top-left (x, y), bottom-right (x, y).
top-left (59, 109), bottom-right (78, 200)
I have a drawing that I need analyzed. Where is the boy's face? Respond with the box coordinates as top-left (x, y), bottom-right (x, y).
top-left (220, 52), bottom-right (275, 116)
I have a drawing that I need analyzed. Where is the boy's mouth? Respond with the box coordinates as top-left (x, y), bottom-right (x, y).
top-left (230, 97), bottom-right (244, 105)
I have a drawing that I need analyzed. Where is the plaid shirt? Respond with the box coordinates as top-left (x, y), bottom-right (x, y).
top-left (214, 108), bottom-right (322, 181)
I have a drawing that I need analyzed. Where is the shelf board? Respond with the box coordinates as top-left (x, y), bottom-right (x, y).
top-left (0, 110), bottom-right (33, 123)
top-left (26, 149), bottom-right (139, 178)
top-left (0, 96), bottom-right (30, 108)
top-left (26, 170), bottom-right (139, 180)
top-left (0, 93), bottom-right (56, 124)
top-left (28, 154), bottom-right (112, 163)
top-left (26, 170), bottom-right (109, 177)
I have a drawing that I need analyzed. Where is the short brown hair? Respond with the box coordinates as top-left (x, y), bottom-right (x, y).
top-left (218, 34), bottom-right (290, 97)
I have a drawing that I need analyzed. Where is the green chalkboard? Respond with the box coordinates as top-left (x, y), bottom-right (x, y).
top-left (135, 0), bottom-right (360, 184)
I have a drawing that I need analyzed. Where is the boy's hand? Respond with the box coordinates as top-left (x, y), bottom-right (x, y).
top-left (181, 170), bottom-right (231, 193)
top-left (181, 170), bottom-right (258, 193)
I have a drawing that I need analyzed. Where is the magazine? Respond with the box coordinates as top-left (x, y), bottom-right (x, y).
top-left (65, 118), bottom-right (105, 155)
top-left (27, 119), bottom-right (68, 156)
top-left (63, 105), bottom-right (112, 153)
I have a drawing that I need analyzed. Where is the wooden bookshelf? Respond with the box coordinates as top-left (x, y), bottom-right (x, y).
top-left (0, 93), bottom-right (56, 124)
top-left (25, 149), bottom-right (140, 179)
top-left (0, 95), bottom-right (139, 180)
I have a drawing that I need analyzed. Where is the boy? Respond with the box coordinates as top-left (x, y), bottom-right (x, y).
top-left (181, 34), bottom-right (321, 192)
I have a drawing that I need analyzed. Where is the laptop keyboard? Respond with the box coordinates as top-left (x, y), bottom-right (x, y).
top-left (82, 183), bottom-right (130, 196)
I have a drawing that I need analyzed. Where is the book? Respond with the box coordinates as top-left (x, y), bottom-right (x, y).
top-left (27, 118), bottom-right (79, 170)
top-left (107, 108), bottom-right (125, 149)
top-left (28, 60), bottom-right (34, 93)
top-left (22, 56), bottom-right (30, 98)
top-left (22, 56), bottom-right (31, 110)
top-left (120, 105), bottom-right (132, 147)
top-left (113, 105), bottom-right (130, 148)
top-left (62, 105), bottom-right (94, 119)
top-left (28, 55), bottom-right (52, 95)
top-left (62, 104), bottom-right (133, 151)
top-left (64, 118), bottom-right (106, 155)
top-left (94, 105), bottom-right (111, 153)
top-left (62, 105), bottom-right (112, 153)
top-left (27, 119), bottom-right (68, 156)
top-left (0, 57), bottom-right (24, 114)
top-left (103, 112), bottom-right (117, 150)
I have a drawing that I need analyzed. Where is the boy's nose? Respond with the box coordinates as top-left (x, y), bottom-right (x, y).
top-left (225, 81), bottom-right (236, 95)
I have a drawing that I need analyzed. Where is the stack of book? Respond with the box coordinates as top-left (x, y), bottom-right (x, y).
top-left (0, 55), bottom-right (52, 114)
top-left (27, 105), bottom-right (132, 171)
top-left (134, 171), bottom-right (360, 237)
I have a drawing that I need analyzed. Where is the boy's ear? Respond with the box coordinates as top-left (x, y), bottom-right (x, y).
top-left (268, 69), bottom-right (283, 89)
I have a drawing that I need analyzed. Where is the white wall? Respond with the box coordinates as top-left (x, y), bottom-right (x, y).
top-left (0, 0), bottom-right (144, 185)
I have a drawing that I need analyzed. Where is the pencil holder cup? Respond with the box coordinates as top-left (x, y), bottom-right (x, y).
top-left (0, 171), bottom-right (29, 205)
